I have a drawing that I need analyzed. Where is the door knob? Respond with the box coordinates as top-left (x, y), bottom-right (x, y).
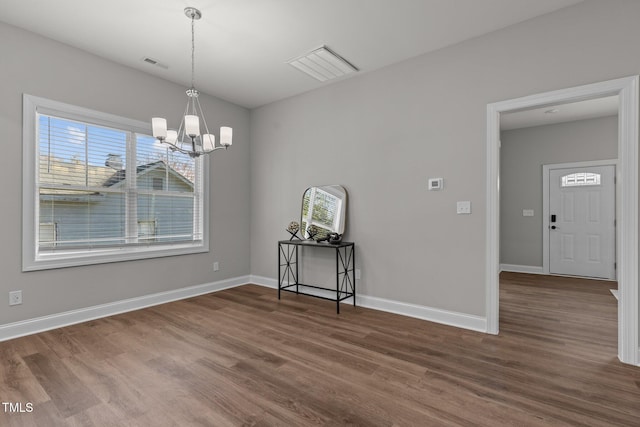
top-left (551, 225), bottom-right (557, 230)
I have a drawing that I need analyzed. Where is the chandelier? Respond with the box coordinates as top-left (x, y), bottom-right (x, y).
top-left (152, 7), bottom-right (232, 158)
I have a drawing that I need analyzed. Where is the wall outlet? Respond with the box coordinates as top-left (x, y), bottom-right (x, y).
top-left (213, 262), bottom-right (219, 272)
top-left (355, 269), bottom-right (361, 280)
top-left (456, 201), bottom-right (471, 214)
top-left (9, 290), bottom-right (22, 306)
top-left (523, 209), bottom-right (534, 217)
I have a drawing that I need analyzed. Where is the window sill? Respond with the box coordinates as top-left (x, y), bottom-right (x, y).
top-left (23, 241), bottom-right (208, 271)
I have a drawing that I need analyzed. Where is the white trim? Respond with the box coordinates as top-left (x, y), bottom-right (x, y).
top-left (1, 274), bottom-right (487, 343)
top-left (542, 160), bottom-right (617, 276)
top-left (486, 102), bottom-right (501, 335)
top-left (250, 275), bottom-right (486, 333)
top-left (0, 275), bottom-right (251, 342)
top-left (617, 76), bottom-right (639, 366)
top-left (249, 274), bottom-right (278, 288)
top-left (24, 243), bottom-right (209, 272)
top-left (500, 264), bottom-right (544, 275)
top-left (358, 295), bottom-right (486, 332)
top-left (486, 76), bottom-right (639, 365)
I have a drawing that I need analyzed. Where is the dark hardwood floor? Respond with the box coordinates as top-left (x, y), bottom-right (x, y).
top-left (1, 273), bottom-right (639, 426)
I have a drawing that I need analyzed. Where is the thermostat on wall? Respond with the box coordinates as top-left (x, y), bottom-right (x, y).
top-left (428, 178), bottom-right (443, 191)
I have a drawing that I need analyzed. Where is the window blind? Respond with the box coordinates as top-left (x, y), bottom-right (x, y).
top-left (24, 94), bottom-right (209, 271)
top-left (38, 115), bottom-right (127, 250)
top-left (37, 114), bottom-right (202, 252)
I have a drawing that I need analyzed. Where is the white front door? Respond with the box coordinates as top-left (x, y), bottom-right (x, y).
top-left (549, 165), bottom-right (615, 280)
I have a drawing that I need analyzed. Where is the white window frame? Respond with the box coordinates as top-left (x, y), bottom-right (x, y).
top-left (22, 94), bottom-right (210, 271)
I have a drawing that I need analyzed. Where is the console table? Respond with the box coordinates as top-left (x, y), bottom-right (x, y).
top-left (278, 240), bottom-right (355, 313)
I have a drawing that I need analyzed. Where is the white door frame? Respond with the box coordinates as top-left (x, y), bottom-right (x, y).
top-left (486, 76), bottom-right (639, 366)
top-left (542, 160), bottom-right (618, 277)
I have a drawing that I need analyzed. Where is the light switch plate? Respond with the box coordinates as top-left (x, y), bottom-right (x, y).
top-left (457, 201), bottom-right (471, 214)
top-left (523, 209), bottom-right (534, 217)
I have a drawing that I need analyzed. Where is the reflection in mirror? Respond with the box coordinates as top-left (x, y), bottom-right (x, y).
top-left (301, 185), bottom-right (347, 240)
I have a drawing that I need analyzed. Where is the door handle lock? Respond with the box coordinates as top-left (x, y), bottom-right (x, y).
top-left (551, 225), bottom-right (557, 230)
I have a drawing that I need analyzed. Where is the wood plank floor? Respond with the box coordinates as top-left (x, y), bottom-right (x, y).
top-left (1, 273), bottom-right (639, 426)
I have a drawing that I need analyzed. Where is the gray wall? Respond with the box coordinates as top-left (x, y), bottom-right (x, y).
top-left (3, 0), bottom-right (640, 332)
top-left (250, 0), bottom-right (640, 317)
top-left (500, 116), bottom-right (618, 268)
top-left (0, 22), bottom-right (251, 325)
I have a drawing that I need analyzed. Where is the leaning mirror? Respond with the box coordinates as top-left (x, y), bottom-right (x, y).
top-left (300, 185), bottom-right (347, 240)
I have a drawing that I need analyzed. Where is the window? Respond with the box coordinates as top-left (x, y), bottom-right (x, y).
top-left (23, 95), bottom-right (209, 271)
top-left (561, 172), bottom-right (601, 187)
top-left (152, 177), bottom-right (164, 191)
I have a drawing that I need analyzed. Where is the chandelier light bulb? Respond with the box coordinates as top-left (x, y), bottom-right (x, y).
top-left (220, 126), bottom-right (233, 147)
top-left (152, 118), bottom-right (167, 139)
top-left (166, 130), bottom-right (178, 145)
top-left (202, 134), bottom-right (215, 151)
top-left (185, 115), bottom-right (200, 137)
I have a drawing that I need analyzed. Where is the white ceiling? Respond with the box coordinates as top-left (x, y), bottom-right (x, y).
top-left (0, 0), bottom-right (583, 108)
top-left (501, 96), bottom-right (619, 131)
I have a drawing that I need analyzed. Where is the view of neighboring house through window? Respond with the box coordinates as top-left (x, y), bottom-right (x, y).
top-left (152, 177), bottom-right (164, 191)
top-left (38, 222), bottom-right (57, 248)
top-left (301, 187), bottom-right (341, 239)
top-left (138, 220), bottom-right (157, 241)
top-left (39, 116), bottom-right (129, 248)
top-left (23, 95), bottom-right (207, 270)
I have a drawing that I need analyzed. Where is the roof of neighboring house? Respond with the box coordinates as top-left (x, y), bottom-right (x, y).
top-left (39, 158), bottom-right (194, 195)
top-left (104, 160), bottom-right (194, 189)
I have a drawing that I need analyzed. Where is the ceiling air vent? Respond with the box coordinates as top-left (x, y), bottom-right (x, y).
top-left (287, 46), bottom-right (358, 82)
top-left (142, 57), bottom-right (168, 69)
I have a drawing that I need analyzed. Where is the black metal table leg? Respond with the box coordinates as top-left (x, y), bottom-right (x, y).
top-left (277, 240), bottom-right (355, 314)
top-left (352, 245), bottom-right (356, 306)
top-left (336, 247), bottom-right (340, 314)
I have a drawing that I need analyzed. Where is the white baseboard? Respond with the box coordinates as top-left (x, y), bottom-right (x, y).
top-left (500, 264), bottom-right (544, 274)
top-left (357, 295), bottom-right (486, 332)
top-left (0, 275), bottom-right (251, 342)
top-left (249, 275), bottom-right (486, 333)
top-left (249, 275), bottom-right (278, 289)
top-left (0, 274), bottom-right (488, 342)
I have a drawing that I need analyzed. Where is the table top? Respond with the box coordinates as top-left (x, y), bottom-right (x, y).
top-left (278, 239), bottom-right (354, 248)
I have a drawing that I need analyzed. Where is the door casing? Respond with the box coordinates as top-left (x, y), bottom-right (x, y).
top-left (486, 76), bottom-right (639, 366)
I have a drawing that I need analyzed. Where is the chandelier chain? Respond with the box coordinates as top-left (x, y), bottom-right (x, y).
top-left (191, 14), bottom-right (196, 89)
top-left (151, 6), bottom-right (232, 157)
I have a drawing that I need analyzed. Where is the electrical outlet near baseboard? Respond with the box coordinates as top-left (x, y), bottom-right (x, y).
top-left (9, 290), bottom-right (22, 306)
top-left (355, 269), bottom-right (361, 280)
top-left (213, 262), bottom-right (219, 272)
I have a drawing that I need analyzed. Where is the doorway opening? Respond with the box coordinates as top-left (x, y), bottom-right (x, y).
top-left (486, 76), bottom-right (639, 366)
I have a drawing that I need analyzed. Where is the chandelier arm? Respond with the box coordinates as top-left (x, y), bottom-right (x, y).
top-left (163, 143), bottom-right (202, 158)
top-left (195, 96), bottom-right (212, 143)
